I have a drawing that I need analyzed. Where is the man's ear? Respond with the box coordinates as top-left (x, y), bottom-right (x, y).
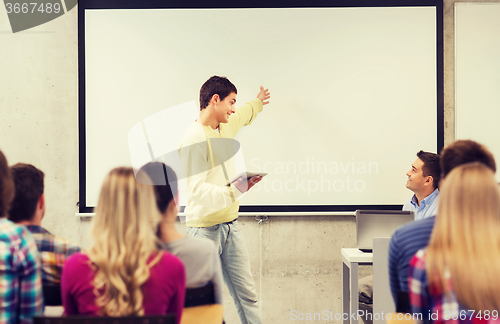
top-left (39, 193), bottom-right (45, 209)
top-left (38, 193), bottom-right (45, 220)
top-left (211, 94), bottom-right (220, 104)
top-left (425, 176), bottom-right (433, 186)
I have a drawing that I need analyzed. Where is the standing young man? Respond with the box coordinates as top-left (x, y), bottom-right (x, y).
top-left (179, 76), bottom-right (270, 324)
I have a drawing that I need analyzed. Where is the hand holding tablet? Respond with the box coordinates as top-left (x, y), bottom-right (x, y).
top-left (230, 172), bottom-right (268, 193)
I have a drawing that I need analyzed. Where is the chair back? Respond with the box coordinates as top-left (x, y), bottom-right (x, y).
top-left (43, 284), bottom-right (62, 306)
top-left (396, 291), bottom-right (411, 313)
top-left (182, 281), bottom-right (223, 324)
top-left (373, 237), bottom-right (395, 323)
top-left (184, 281), bottom-right (215, 308)
top-left (180, 304), bottom-right (224, 324)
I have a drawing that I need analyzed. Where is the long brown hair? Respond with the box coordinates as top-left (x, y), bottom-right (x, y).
top-left (426, 162), bottom-right (500, 311)
top-left (87, 167), bottom-right (162, 316)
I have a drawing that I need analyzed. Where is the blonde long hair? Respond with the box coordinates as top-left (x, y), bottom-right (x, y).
top-left (87, 167), bottom-right (162, 316)
top-left (426, 162), bottom-right (500, 311)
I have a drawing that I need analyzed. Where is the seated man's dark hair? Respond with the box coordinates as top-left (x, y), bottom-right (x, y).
top-left (416, 150), bottom-right (441, 190)
top-left (9, 163), bottom-right (44, 223)
top-left (137, 162), bottom-right (178, 214)
top-left (440, 140), bottom-right (496, 178)
top-left (199, 76), bottom-right (237, 110)
top-left (0, 150), bottom-right (14, 218)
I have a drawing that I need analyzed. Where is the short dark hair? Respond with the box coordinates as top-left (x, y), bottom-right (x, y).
top-left (0, 150), bottom-right (14, 218)
top-left (199, 76), bottom-right (237, 110)
top-left (440, 140), bottom-right (496, 178)
top-left (416, 150), bottom-right (441, 190)
top-left (9, 163), bottom-right (44, 223)
top-left (136, 162), bottom-right (178, 214)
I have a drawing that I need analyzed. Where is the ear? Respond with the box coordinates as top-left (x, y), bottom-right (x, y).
top-left (172, 193), bottom-right (181, 213)
top-left (168, 195), bottom-right (179, 214)
top-left (38, 193), bottom-right (45, 209)
top-left (211, 94), bottom-right (220, 104)
top-left (38, 193), bottom-right (45, 220)
top-left (424, 176), bottom-right (433, 186)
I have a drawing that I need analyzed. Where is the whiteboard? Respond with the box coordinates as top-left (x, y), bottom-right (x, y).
top-left (455, 3), bottom-right (500, 182)
top-left (79, 2), bottom-right (442, 213)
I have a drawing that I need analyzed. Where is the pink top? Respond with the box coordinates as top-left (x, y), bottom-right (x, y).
top-left (61, 252), bottom-right (185, 324)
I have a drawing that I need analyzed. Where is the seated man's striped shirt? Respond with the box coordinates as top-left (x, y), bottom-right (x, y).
top-left (388, 216), bottom-right (436, 303)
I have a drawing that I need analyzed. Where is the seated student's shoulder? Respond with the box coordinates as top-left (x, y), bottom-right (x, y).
top-left (163, 236), bottom-right (218, 261)
top-left (1, 217), bottom-right (26, 237)
top-left (0, 218), bottom-right (37, 252)
top-left (181, 236), bottom-right (220, 279)
top-left (391, 216), bottom-right (436, 256)
top-left (64, 252), bottom-right (89, 270)
top-left (61, 252), bottom-right (93, 288)
top-left (393, 215), bottom-right (436, 238)
top-left (185, 235), bottom-right (218, 254)
top-left (156, 250), bottom-right (185, 272)
top-left (49, 235), bottom-right (81, 255)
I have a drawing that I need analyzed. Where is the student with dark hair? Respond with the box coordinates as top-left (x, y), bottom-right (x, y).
top-left (137, 162), bottom-right (224, 304)
top-left (179, 75), bottom-right (270, 324)
top-left (199, 76), bottom-right (238, 110)
top-left (359, 151), bottom-right (441, 323)
top-left (439, 139), bottom-right (496, 176)
top-left (404, 150), bottom-right (441, 221)
top-left (0, 151), bottom-right (43, 323)
top-left (9, 163), bottom-right (80, 287)
top-left (388, 140), bottom-right (496, 304)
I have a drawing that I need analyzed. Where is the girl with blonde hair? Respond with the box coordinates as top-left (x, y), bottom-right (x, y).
top-left (409, 162), bottom-right (500, 323)
top-left (61, 167), bottom-right (185, 323)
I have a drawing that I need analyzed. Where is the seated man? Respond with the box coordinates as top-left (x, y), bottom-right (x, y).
top-left (138, 162), bottom-right (224, 305)
top-left (9, 163), bottom-right (80, 290)
top-left (403, 150), bottom-right (440, 220)
top-left (388, 140), bottom-right (496, 304)
top-left (0, 151), bottom-right (43, 323)
top-left (359, 150), bottom-right (440, 323)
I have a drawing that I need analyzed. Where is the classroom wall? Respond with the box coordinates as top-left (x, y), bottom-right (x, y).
top-left (1, 0), bottom-right (497, 322)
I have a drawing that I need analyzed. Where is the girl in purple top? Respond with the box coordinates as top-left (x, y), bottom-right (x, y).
top-left (61, 167), bottom-right (185, 323)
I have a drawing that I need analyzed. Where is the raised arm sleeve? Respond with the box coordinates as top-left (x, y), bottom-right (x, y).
top-left (228, 98), bottom-right (263, 135)
top-left (228, 98), bottom-right (263, 134)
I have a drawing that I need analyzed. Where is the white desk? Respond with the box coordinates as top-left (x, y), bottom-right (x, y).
top-left (342, 248), bottom-right (373, 324)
